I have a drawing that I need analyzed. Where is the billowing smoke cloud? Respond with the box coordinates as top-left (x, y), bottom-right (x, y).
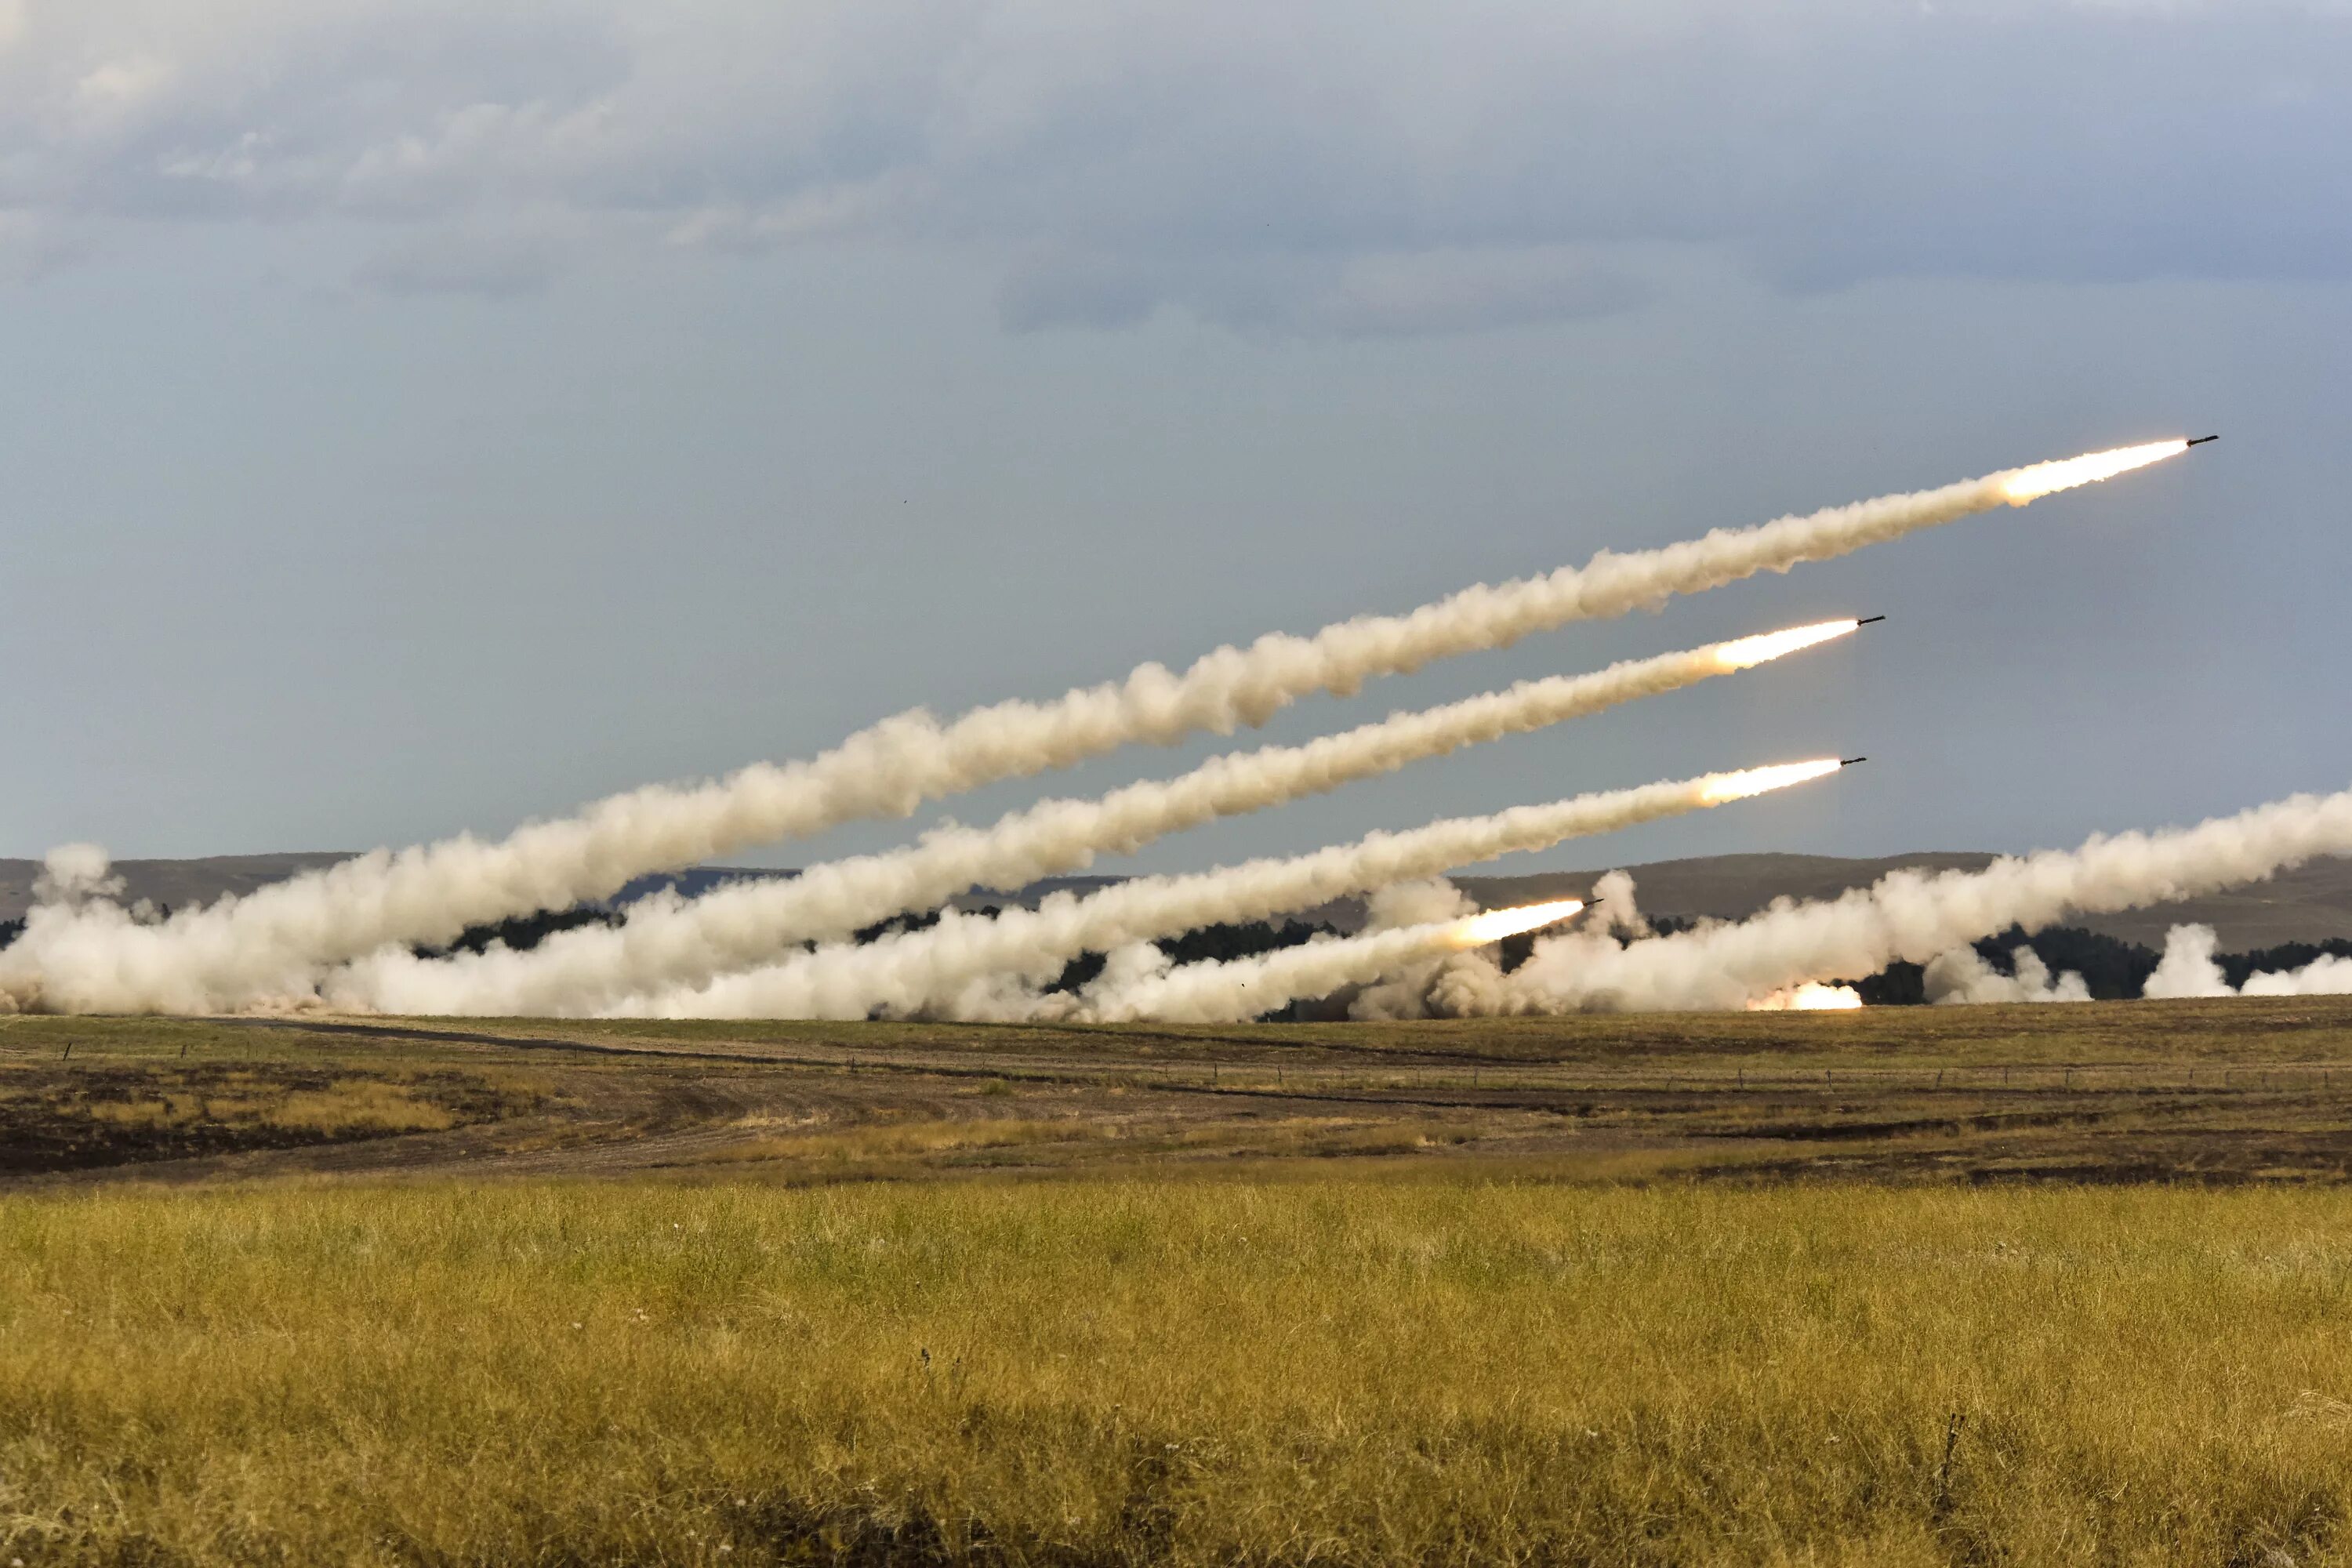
top-left (1070, 898), bottom-right (1588, 1025)
top-left (1436, 779), bottom-right (2352, 1014)
top-left (0, 439), bottom-right (2182, 1016)
top-left (2227, 946), bottom-right (2352, 998)
top-left (1358, 866), bottom-right (1649, 1021)
top-left (34, 844), bottom-right (124, 909)
top-left (2143, 924), bottom-right (2352, 1000)
top-left (332, 622), bottom-right (1854, 1017)
top-left (1923, 945), bottom-right (2091, 1005)
top-left (1347, 879), bottom-right (1481, 1022)
top-left (2143, 924), bottom-right (2234, 999)
top-left (600, 762), bottom-right (1838, 1021)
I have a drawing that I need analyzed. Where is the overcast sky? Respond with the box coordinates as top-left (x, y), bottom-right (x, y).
top-left (3, 0), bottom-right (2348, 878)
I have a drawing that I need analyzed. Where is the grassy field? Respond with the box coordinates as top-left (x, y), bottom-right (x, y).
top-left (11, 1180), bottom-right (2352, 1565)
top-left (10, 1004), bottom-right (2352, 1563)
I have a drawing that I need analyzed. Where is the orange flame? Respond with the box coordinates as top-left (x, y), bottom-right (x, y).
top-left (1748, 983), bottom-right (1866, 1011)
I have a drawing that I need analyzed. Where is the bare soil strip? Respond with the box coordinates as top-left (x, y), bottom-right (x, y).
top-left (9, 995), bottom-right (2352, 1186)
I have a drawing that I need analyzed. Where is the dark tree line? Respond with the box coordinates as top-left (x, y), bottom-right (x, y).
top-left (412, 906), bottom-right (617, 961)
top-left (1047, 919), bottom-right (1342, 996)
top-left (397, 902), bottom-right (1340, 1014)
top-left (409, 902), bottom-right (959, 963)
top-left (1840, 925), bottom-right (2158, 1004)
top-left (2220, 938), bottom-right (2352, 991)
top-left (1984, 924), bottom-right (2157, 1000)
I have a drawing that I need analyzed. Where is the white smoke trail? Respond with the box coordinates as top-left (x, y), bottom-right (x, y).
top-left (1073, 899), bottom-right (1588, 1025)
top-left (2143, 924), bottom-right (2352, 999)
top-left (1440, 779), bottom-right (2352, 1014)
top-left (0, 441), bottom-right (2178, 1015)
top-left (599, 761), bottom-right (1844, 1022)
top-left (331, 622), bottom-right (1857, 1018)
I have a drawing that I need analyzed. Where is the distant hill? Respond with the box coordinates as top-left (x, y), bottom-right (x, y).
top-left (9, 849), bottom-right (2352, 952)
top-left (0, 855), bottom-right (354, 921)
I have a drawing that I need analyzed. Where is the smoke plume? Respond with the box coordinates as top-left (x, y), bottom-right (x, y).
top-left (334, 623), bottom-right (1854, 1017)
top-left (1923, 945), bottom-right (2092, 1004)
top-left (1355, 866), bottom-right (1653, 1021)
top-left (34, 844), bottom-right (123, 909)
top-left (1071, 898), bottom-right (1588, 1025)
top-left (0, 439), bottom-right (2159, 1016)
top-left (1346, 879), bottom-right (1482, 1021)
top-left (599, 762), bottom-right (1840, 1021)
top-left (2143, 924), bottom-right (2352, 999)
top-left (1432, 781), bottom-right (2352, 1014)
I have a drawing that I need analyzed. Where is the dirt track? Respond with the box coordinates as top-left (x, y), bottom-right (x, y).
top-left (13, 998), bottom-right (2352, 1187)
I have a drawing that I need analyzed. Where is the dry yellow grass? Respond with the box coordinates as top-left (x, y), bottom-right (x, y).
top-left (696, 1116), bottom-right (1090, 1165)
top-left (76, 1078), bottom-right (465, 1136)
top-left (9, 1178), bottom-right (2352, 1564)
top-left (269, 1079), bottom-right (461, 1134)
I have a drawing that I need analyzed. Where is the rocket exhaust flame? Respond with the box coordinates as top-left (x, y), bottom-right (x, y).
top-left (1711, 619), bottom-right (1860, 671)
top-left (598, 757), bottom-right (1844, 1022)
top-left (1998, 440), bottom-right (2190, 505)
top-left (1748, 983), bottom-right (1866, 1011)
top-left (1451, 898), bottom-right (1587, 948)
top-left (0, 434), bottom-right (2195, 1019)
top-left (1076, 898), bottom-right (1595, 1025)
top-left (333, 620), bottom-right (1860, 1017)
top-left (1697, 758), bottom-right (1844, 804)
top-left (1446, 780), bottom-right (2352, 1016)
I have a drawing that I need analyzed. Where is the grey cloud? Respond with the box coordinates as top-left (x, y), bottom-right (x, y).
top-left (2, 1), bottom-right (2349, 323)
top-left (352, 224), bottom-right (561, 297)
top-left (1300, 249), bottom-right (1654, 339)
top-left (0, 208), bottom-right (91, 278)
top-left (997, 245), bottom-right (1654, 337)
top-left (996, 250), bottom-right (1160, 331)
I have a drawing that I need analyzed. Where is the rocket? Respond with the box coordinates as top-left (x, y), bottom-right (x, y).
top-left (2187, 435), bottom-right (2219, 448)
